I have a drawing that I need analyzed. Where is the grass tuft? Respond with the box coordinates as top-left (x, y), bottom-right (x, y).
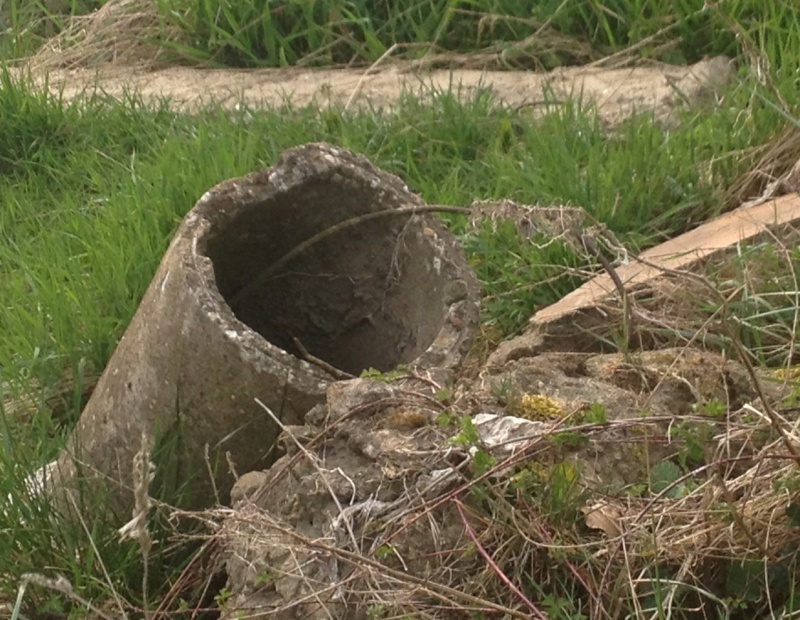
top-left (4, 0), bottom-right (800, 70)
top-left (146, 0), bottom-right (800, 69)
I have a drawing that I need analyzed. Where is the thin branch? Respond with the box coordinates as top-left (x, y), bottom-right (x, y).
top-left (228, 204), bottom-right (471, 310)
top-left (454, 499), bottom-right (549, 620)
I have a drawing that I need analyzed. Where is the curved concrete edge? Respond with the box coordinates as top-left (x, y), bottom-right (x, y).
top-left (46, 143), bottom-right (480, 520)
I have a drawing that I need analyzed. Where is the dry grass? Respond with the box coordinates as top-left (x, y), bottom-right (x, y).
top-left (22, 0), bottom-right (595, 74)
top-left (161, 389), bottom-right (800, 619)
top-left (138, 194), bottom-right (800, 618)
top-left (16, 0), bottom-right (656, 73)
top-left (724, 125), bottom-right (800, 212)
top-left (25, 0), bottom-right (181, 70)
top-left (7, 188), bottom-right (800, 617)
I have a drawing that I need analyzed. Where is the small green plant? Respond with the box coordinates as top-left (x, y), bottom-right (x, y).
top-left (359, 365), bottom-right (410, 381)
top-left (542, 461), bottom-right (585, 523)
top-left (547, 430), bottom-right (588, 450)
top-left (586, 401), bottom-right (608, 424)
top-left (672, 420), bottom-right (714, 469)
top-left (434, 387), bottom-right (452, 403)
top-left (435, 410), bottom-right (458, 428)
top-left (774, 472), bottom-right (800, 495)
top-left (541, 591), bottom-right (588, 620)
top-left (725, 560), bottom-right (766, 608)
top-left (512, 458), bottom-right (587, 523)
top-left (374, 545), bottom-right (397, 560)
top-left (649, 460), bottom-right (681, 495)
top-left (366, 604), bottom-right (388, 620)
top-left (449, 416), bottom-right (496, 476)
top-left (575, 401), bottom-right (608, 425)
top-left (649, 461), bottom-right (695, 498)
top-left (490, 376), bottom-right (518, 406)
top-left (471, 449), bottom-right (497, 477)
top-left (786, 502), bottom-right (800, 527)
top-left (253, 571), bottom-right (275, 587)
top-left (214, 587), bottom-right (232, 609)
top-left (450, 416), bottom-right (481, 447)
top-left (510, 463), bottom-right (543, 496)
top-left (693, 397), bottom-right (728, 417)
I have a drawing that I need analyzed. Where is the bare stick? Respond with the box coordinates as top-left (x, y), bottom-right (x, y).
top-left (454, 499), bottom-right (549, 620)
top-left (292, 336), bottom-right (355, 380)
top-left (345, 43), bottom-right (399, 111)
top-left (582, 233), bottom-right (637, 347)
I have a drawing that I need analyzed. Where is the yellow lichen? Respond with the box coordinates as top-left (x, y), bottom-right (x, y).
top-left (772, 366), bottom-right (800, 382)
top-left (512, 393), bottom-right (566, 421)
top-left (511, 459), bottom-right (548, 490)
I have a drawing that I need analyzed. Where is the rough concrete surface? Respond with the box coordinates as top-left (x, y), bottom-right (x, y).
top-left (47, 143), bottom-right (480, 519)
top-left (219, 346), bottom-right (789, 618)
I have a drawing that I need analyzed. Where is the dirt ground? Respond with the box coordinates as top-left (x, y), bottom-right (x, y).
top-left (24, 55), bottom-right (733, 126)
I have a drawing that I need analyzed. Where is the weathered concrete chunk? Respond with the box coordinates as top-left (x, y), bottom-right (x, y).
top-left (46, 143), bottom-right (479, 519)
top-left (223, 375), bottom-right (466, 620)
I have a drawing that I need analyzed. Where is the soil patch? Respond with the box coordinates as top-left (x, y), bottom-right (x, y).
top-left (22, 56), bottom-right (733, 126)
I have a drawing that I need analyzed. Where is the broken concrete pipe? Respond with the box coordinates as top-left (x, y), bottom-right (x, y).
top-left (46, 143), bottom-right (480, 519)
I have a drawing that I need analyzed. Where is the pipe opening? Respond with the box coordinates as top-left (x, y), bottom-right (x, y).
top-left (204, 176), bottom-right (451, 376)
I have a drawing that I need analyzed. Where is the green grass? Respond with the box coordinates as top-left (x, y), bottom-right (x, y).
top-left (2, 1), bottom-right (800, 617)
top-left (0, 72), bottom-right (789, 388)
top-left (0, 0), bottom-right (102, 59)
top-left (119, 0), bottom-right (800, 69)
top-left (3, 0), bottom-right (800, 69)
top-left (0, 67), bottom-right (795, 614)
